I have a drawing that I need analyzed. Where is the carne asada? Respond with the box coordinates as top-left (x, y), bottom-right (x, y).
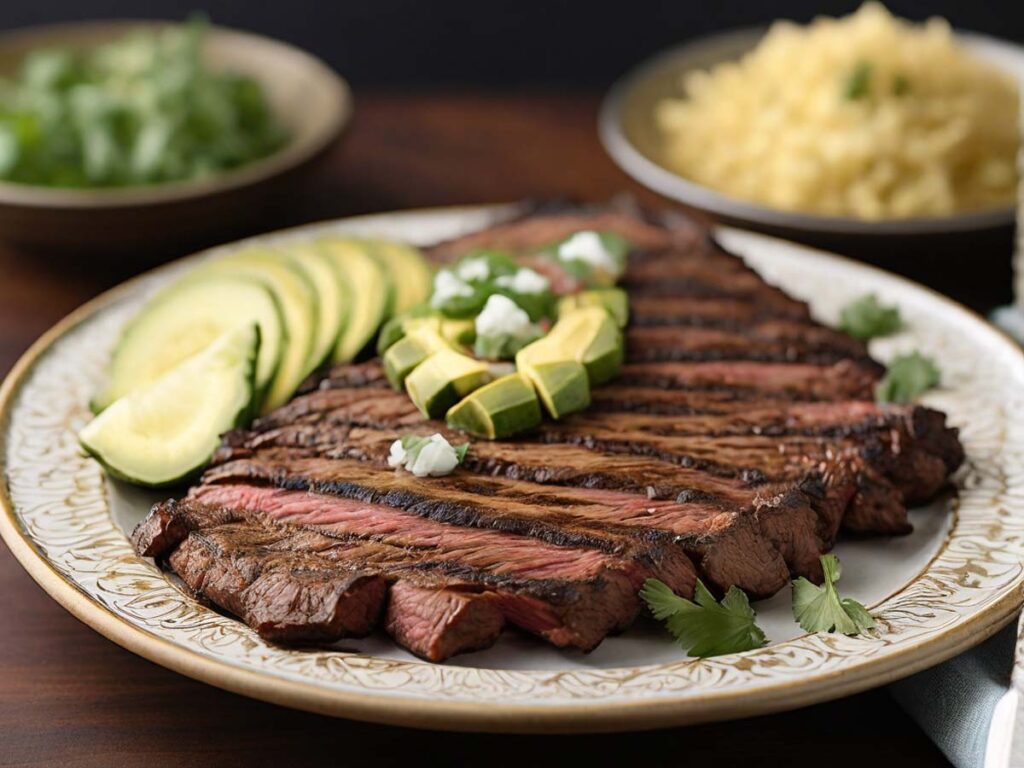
top-left (130, 202), bottom-right (964, 661)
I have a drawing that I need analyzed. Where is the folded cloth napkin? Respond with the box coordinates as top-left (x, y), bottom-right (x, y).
top-left (890, 617), bottom-right (1018, 768)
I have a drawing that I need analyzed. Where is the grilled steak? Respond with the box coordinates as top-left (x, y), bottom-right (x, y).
top-left (201, 454), bottom-right (801, 596)
top-left (385, 583), bottom-right (504, 662)
top-left (131, 201), bottom-right (964, 661)
top-left (137, 491), bottom-right (692, 657)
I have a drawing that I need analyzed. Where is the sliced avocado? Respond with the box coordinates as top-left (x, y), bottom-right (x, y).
top-left (281, 241), bottom-right (350, 372)
top-left (190, 248), bottom-right (318, 413)
top-left (515, 339), bottom-right (591, 419)
top-left (369, 239), bottom-right (433, 316)
top-left (91, 276), bottom-right (284, 414)
top-left (446, 373), bottom-right (542, 439)
top-left (547, 306), bottom-right (624, 386)
top-left (80, 324), bottom-right (260, 488)
top-left (320, 238), bottom-right (393, 363)
top-left (405, 348), bottom-right (489, 418)
top-left (558, 288), bottom-right (629, 328)
top-left (383, 326), bottom-right (448, 389)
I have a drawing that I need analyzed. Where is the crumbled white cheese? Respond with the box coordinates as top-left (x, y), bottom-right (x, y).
top-left (389, 434), bottom-right (461, 477)
top-left (456, 257), bottom-right (491, 282)
top-left (495, 267), bottom-right (550, 295)
top-left (387, 439), bottom-right (407, 468)
top-left (558, 230), bottom-right (619, 273)
top-left (475, 294), bottom-right (533, 339)
top-left (431, 269), bottom-right (473, 308)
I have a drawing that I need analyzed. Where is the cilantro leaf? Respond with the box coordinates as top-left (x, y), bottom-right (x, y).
top-left (0, 16), bottom-right (288, 188)
top-left (874, 352), bottom-right (940, 404)
top-left (641, 578), bottom-right (767, 658)
top-left (395, 434), bottom-right (469, 473)
top-left (843, 61), bottom-right (873, 100)
top-left (838, 294), bottom-right (902, 340)
top-left (399, 434), bottom-right (429, 465)
top-left (473, 327), bottom-right (542, 361)
top-left (792, 555), bottom-right (875, 635)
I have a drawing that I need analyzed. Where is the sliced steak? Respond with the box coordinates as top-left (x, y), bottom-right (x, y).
top-left (426, 205), bottom-right (698, 263)
top-left (200, 455), bottom-right (806, 597)
top-left (616, 361), bottom-right (879, 401)
top-left (167, 530), bottom-right (386, 643)
top-left (625, 325), bottom-right (878, 369)
top-left (385, 583), bottom-right (505, 662)
top-left (630, 295), bottom-right (811, 326)
top-left (184, 485), bottom-right (677, 650)
top-left (134, 494), bottom-right (668, 656)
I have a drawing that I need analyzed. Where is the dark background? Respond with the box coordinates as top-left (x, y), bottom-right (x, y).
top-left (1, 1), bottom-right (1022, 88)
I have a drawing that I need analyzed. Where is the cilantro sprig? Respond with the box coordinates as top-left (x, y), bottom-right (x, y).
top-left (875, 352), bottom-right (941, 404)
top-left (641, 578), bottom-right (767, 658)
top-left (792, 555), bottom-right (875, 635)
top-left (838, 294), bottom-right (902, 340)
top-left (645, 554), bottom-right (877, 657)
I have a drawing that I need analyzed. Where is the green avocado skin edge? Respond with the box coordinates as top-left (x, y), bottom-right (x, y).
top-left (80, 325), bottom-right (261, 489)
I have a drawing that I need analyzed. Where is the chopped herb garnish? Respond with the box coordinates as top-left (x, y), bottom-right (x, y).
top-left (843, 61), bottom-right (873, 100)
top-left (0, 16), bottom-right (288, 188)
top-left (474, 329), bottom-right (541, 360)
top-left (875, 352), bottom-right (940, 403)
top-left (453, 442), bottom-right (469, 463)
top-left (792, 555), bottom-right (875, 635)
top-left (838, 294), bottom-right (903, 340)
top-left (641, 578), bottom-right (767, 657)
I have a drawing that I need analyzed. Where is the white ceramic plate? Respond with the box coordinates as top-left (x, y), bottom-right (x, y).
top-left (600, 28), bottom-right (1023, 239)
top-left (2, 205), bottom-right (1023, 732)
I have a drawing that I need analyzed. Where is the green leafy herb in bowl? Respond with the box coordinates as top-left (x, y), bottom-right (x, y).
top-left (0, 17), bottom-right (288, 189)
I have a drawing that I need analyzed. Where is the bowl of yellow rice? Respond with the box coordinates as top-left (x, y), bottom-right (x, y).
top-left (600, 3), bottom-right (1021, 238)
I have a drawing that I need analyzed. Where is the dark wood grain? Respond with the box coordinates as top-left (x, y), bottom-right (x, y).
top-left (0, 92), bottom-right (976, 768)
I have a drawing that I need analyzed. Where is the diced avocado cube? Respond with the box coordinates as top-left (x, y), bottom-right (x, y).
top-left (546, 306), bottom-right (624, 386)
top-left (516, 339), bottom-right (591, 419)
top-left (446, 373), bottom-right (542, 439)
top-left (405, 348), bottom-right (490, 418)
top-left (440, 317), bottom-right (476, 347)
top-left (376, 313), bottom-right (440, 355)
top-left (383, 327), bottom-right (448, 389)
top-left (558, 288), bottom-right (629, 328)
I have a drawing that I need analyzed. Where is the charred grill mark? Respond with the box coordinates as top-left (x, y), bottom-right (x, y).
top-left (148, 498), bottom-right (635, 600)
top-left (625, 344), bottom-right (878, 367)
top-left (204, 460), bottom-right (662, 554)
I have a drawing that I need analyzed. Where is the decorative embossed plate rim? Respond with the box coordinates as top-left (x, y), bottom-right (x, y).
top-left (2, 204), bottom-right (1023, 734)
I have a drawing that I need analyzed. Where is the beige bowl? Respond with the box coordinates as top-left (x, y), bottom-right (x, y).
top-left (0, 20), bottom-right (352, 254)
top-left (600, 27), bottom-right (1022, 243)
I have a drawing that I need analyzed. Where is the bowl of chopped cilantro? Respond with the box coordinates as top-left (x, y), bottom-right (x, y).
top-left (0, 18), bottom-right (350, 253)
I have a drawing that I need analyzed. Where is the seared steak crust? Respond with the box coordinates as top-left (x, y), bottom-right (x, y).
top-left (131, 202), bottom-right (964, 661)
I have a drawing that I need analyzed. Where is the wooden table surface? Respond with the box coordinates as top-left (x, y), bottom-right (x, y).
top-left (2, 91), bottom-right (1004, 768)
